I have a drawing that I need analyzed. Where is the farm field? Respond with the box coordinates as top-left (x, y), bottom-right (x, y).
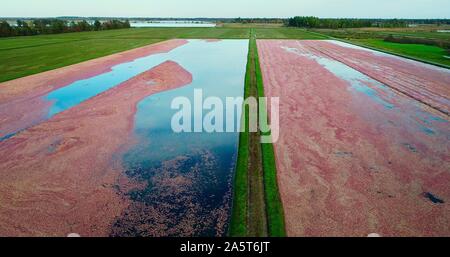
top-left (0, 39), bottom-right (249, 236)
top-left (221, 22), bottom-right (284, 28)
top-left (313, 26), bottom-right (450, 41)
top-left (353, 26), bottom-right (450, 40)
top-left (312, 26), bottom-right (450, 66)
top-left (348, 39), bottom-right (450, 66)
top-left (2, 26), bottom-right (448, 83)
top-left (257, 39), bottom-right (450, 236)
top-left (0, 27), bottom-right (324, 82)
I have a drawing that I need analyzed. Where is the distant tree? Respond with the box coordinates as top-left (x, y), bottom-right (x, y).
top-left (0, 18), bottom-right (130, 38)
top-left (0, 21), bottom-right (14, 37)
top-left (124, 20), bottom-right (131, 28)
top-left (16, 20), bottom-right (34, 36)
top-left (33, 19), bottom-right (49, 34)
top-left (77, 20), bottom-right (92, 31)
top-left (101, 19), bottom-right (131, 30)
top-left (94, 20), bottom-right (102, 31)
top-left (287, 16), bottom-right (410, 29)
top-left (69, 21), bottom-right (78, 32)
top-left (50, 20), bottom-right (67, 34)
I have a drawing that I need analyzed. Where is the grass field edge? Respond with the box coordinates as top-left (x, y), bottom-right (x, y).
top-left (308, 30), bottom-right (450, 69)
top-left (0, 38), bottom-right (167, 83)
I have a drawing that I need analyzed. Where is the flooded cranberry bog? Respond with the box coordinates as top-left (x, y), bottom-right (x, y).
top-left (0, 39), bottom-right (249, 236)
top-left (258, 39), bottom-right (450, 236)
top-left (0, 35), bottom-right (449, 237)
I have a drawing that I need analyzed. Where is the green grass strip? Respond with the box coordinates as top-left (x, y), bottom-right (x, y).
top-left (252, 32), bottom-right (286, 237)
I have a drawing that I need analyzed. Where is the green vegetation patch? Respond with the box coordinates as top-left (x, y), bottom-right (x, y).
top-left (101, 27), bottom-right (250, 39)
top-left (354, 39), bottom-right (450, 66)
top-left (312, 28), bottom-right (450, 67)
top-left (0, 37), bottom-right (162, 82)
top-left (230, 31), bottom-right (286, 237)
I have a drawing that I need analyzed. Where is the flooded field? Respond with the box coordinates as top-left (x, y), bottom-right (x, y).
top-left (0, 40), bottom-right (186, 141)
top-left (0, 39), bottom-right (248, 236)
top-left (112, 39), bottom-right (248, 236)
top-left (258, 39), bottom-right (450, 236)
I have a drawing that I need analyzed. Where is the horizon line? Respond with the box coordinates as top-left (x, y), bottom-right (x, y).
top-left (1, 16), bottom-right (450, 20)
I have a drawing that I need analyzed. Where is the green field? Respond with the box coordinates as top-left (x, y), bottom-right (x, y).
top-left (351, 39), bottom-right (450, 66)
top-left (0, 37), bottom-right (163, 82)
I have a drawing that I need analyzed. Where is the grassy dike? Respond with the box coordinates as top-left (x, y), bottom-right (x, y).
top-left (253, 37), bottom-right (286, 237)
top-left (230, 30), bottom-right (286, 237)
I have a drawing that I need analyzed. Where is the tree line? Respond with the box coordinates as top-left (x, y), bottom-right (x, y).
top-left (0, 19), bottom-right (131, 37)
top-left (233, 17), bottom-right (284, 24)
top-left (287, 16), bottom-right (409, 29)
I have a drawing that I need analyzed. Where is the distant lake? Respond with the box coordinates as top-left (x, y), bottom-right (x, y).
top-left (131, 21), bottom-right (216, 28)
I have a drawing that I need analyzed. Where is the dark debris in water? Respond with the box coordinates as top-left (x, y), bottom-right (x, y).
top-left (111, 149), bottom-right (234, 237)
top-left (402, 143), bottom-right (418, 153)
top-left (423, 192), bottom-right (445, 204)
top-left (334, 151), bottom-right (353, 158)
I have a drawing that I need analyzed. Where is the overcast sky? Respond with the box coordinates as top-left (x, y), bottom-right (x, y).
top-left (1, 0), bottom-right (449, 18)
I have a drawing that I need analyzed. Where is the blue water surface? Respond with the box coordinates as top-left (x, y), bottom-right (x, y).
top-left (113, 40), bottom-right (249, 237)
